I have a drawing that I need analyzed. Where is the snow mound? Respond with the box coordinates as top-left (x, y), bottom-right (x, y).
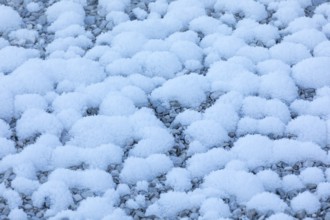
top-left (151, 73), bottom-right (210, 108)
top-left (0, 46), bottom-right (39, 73)
top-left (48, 168), bottom-right (114, 192)
top-left (185, 120), bottom-right (229, 149)
top-left (69, 116), bottom-right (133, 148)
top-left (51, 144), bottom-right (123, 169)
top-left (292, 57), bottom-right (330, 89)
top-left (0, 5), bottom-right (22, 33)
top-left (16, 109), bottom-right (63, 140)
top-left (187, 148), bottom-right (233, 178)
top-left (130, 126), bottom-right (174, 158)
top-left (214, 0), bottom-right (267, 21)
top-left (120, 154), bottom-right (173, 184)
top-left (199, 197), bottom-right (231, 219)
top-left (203, 169), bottom-right (264, 202)
top-left (231, 135), bottom-right (273, 168)
top-left (269, 42), bottom-right (311, 65)
top-left (290, 192), bottom-right (321, 214)
top-left (246, 192), bottom-right (287, 213)
top-left (286, 115), bottom-right (327, 146)
top-left (146, 191), bottom-right (193, 218)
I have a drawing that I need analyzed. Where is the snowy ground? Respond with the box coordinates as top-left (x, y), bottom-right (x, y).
top-left (0, 0), bottom-right (330, 219)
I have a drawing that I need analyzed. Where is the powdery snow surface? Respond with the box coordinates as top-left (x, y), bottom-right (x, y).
top-left (0, 0), bottom-right (330, 219)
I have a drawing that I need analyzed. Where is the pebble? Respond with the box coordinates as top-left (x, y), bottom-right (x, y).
top-left (2, 207), bottom-right (10, 216)
top-left (295, 210), bottom-right (306, 219)
top-left (24, 204), bottom-right (33, 210)
top-left (73, 194), bottom-right (83, 203)
top-left (81, 190), bottom-right (94, 198)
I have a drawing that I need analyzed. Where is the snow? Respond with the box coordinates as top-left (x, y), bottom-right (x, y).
top-left (0, 5), bottom-right (22, 33)
top-left (51, 144), bottom-right (123, 169)
top-left (0, 119), bottom-right (10, 138)
top-left (48, 168), bottom-right (114, 192)
top-left (165, 168), bottom-right (192, 191)
top-left (32, 181), bottom-right (73, 216)
top-left (273, 139), bottom-right (326, 164)
top-left (199, 198), bottom-right (231, 219)
top-left (0, 138), bottom-right (15, 159)
top-left (290, 192), bottom-right (321, 214)
top-left (46, 1), bottom-right (85, 24)
top-left (173, 110), bottom-right (202, 127)
top-left (189, 16), bottom-right (232, 35)
top-left (259, 72), bottom-right (298, 103)
top-left (69, 115), bottom-right (133, 148)
top-left (99, 92), bottom-right (136, 116)
top-left (316, 182), bottom-right (330, 200)
top-left (282, 174), bottom-right (305, 192)
top-left (237, 117), bottom-right (285, 137)
top-left (257, 59), bottom-right (291, 76)
top-left (203, 101), bottom-right (239, 132)
top-left (111, 32), bottom-right (147, 57)
top-left (151, 73), bottom-right (210, 108)
top-left (120, 154), bottom-right (173, 184)
top-left (202, 169), bottom-right (264, 202)
top-left (141, 51), bottom-right (182, 79)
top-left (242, 96), bottom-right (291, 123)
top-left (292, 57), bottom-right (330, 89)
top-left (187, 148), bottom-right (233, 178)
top-left (16, 109), bottom-right (63, 140)
top-left (11, 177), bottom-right (40, 195)
top-left (231, 135), bottom-right (273, 168)
top-left (214, 0), bottom-right (268, 21)
top-left (314, 40), bottom-right (330, 57)
top-left (286, 115), bottom-right (327, 146)
top-left (185, 120), bottom-right (229, 149)
top-left (299, 167), bottom-right (325, 185)
top-left (246, 192), bottom-right (287, 213)
top-left (0, 184), bottom-right (22, 209)
top-left (146, 191), bottom-right (193, 218)
top-left (0, 46), bottom-right (39, 73)
top-left (130, 126), bottom-right (174, 157)
top-left (9, 29), bottom-right (38, 46)
top-left (267, 213), bottom-right (294, 220)
top-left (8, 208), bottom-right (28, 220)
top-left (269, 42), bottom-right (311, 65)
top-left (256, 170), bottom-right (282, 192)
top-left (283, 29), bottom-right (327, 50)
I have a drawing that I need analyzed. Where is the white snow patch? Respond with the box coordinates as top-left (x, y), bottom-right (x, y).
top-left (185, 120), bottom-right (229, 149)
top-left (69, 115), bottom-right (133, 148)
top-left (246, 192), bottom-right (287, 213)
top-left (120, 154), bottom-right (173, 184)
top-left (187, 148), bottom-right (233, 178)
top-left (202, 169), bottom-right (264, 202)
top-left (290, 192), bottom-right (321, 214)
top-left (0, 5), bottom-right (22, 33)
top-left (286, 115), bottom-right (327, 146)
top-left (151, 73), bottom-right (210, 108)
top-left (292, 57), bottom-right (330, 89)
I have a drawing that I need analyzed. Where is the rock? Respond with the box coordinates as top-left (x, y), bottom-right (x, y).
top-left (295, 210), bottom-right (306, 219)
top-left (247, 209), bottom-right (258, 219)
top-left (24, 204), bottom-right (33, 210)
top-left (85, 16), bottom-right (96, 26)
top-left (73, 194), bottom-right (83, 202)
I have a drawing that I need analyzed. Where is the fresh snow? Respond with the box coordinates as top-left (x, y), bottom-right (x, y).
top-left (0, 0), bottom-right (330, 219)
